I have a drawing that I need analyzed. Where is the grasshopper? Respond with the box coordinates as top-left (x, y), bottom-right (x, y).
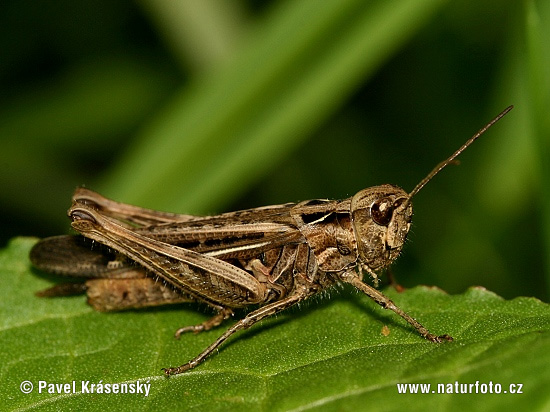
top-left (30, 106), bottom-right (512, 375)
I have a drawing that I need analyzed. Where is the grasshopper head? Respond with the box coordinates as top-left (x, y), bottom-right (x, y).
top-left (350, 185), bottom-right (412, 272)
top-left (349, 106), bottom-right (513, 278)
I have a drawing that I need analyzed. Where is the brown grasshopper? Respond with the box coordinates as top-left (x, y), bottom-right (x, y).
top-left (30, 106), bottom-right (513, 375)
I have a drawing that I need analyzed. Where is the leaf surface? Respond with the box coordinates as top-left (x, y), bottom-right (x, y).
top-left (2, 238), bottom-right (549, 411)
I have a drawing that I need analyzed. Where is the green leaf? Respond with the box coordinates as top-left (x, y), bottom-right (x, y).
top-left (2, 237), bottom-right (549, 411)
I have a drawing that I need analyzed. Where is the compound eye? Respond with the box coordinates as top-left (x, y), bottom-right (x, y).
top-left (371, 197), bottom-right (394, 226)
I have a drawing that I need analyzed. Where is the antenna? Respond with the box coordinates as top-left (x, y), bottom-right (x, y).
top-left (408, 105), bottom-right (513, 200)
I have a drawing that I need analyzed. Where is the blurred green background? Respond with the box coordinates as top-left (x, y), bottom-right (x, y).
top-left (1, 0), bottom-right (548, 301)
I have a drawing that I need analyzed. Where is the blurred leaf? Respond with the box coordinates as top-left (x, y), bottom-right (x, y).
top-left (0, 57), bottom-right (171, 148)
top-left (138, 0), bottom-right (248, 70)
top-left (525, 0), bottom-right (550, 296)
top-left (3, 238), bottom-right (549, 411)
top-left (0, 56), bottom-right (176, 229)
top-left (100, 0), bottom-right (447, 214)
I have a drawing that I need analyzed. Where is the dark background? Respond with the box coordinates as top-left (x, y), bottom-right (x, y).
top-left (1, 0), bottom-right (548, 300)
